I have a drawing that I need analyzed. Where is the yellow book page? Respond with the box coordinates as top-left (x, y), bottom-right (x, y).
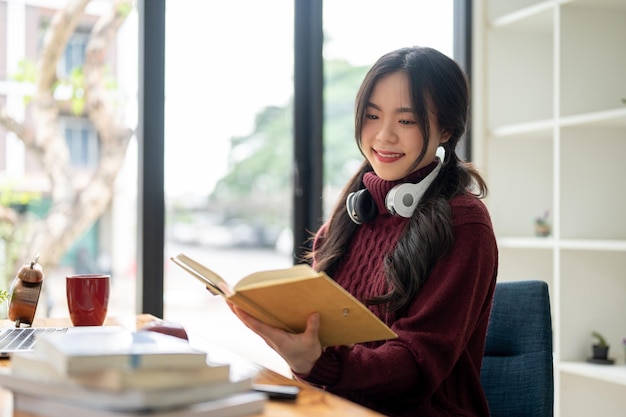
top-left (171, 253), bottom-right (232, 296)
top-left (234, 264), bottom-right (320, 291)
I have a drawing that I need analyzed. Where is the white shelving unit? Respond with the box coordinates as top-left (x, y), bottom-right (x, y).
top-left (472, 1), bottom-right (626, 416)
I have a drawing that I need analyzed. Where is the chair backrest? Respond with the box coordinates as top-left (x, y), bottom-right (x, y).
top-left (480, 280), bottom-right (554, 417)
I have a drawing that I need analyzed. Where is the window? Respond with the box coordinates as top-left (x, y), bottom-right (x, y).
top-left (163, 2), bottom-right (295, 367)
top-left (321, 0), bottom-right (454, 215)
top-left (160, 1), bottom-right (455, 375)
top-left (0, 3), bottom-right (139, 322)
top-left (63, 117), bottom-right (99, 167)
top-left (59, 30), bottom-right (89, 77)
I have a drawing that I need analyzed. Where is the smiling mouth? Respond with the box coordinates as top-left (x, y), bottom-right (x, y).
top-left (374, 150), bottom-right (404, 161)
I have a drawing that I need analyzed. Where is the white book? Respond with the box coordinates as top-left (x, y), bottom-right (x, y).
top-left (32, 327), bottom-right (209, 375)
top-left (11, 350), bottom-right (231, 391)
top-left (0, 368), bottom-right (256, 411)
top-left (13, 391), bottom-right (267, 417)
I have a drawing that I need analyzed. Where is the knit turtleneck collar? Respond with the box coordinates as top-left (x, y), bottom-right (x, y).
top-left (362, 160), bottom-right (439, 217)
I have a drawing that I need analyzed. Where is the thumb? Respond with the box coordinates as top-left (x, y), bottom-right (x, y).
top-left (305, 312), bottom-right (321, 339)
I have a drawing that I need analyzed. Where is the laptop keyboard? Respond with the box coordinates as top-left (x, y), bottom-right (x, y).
top-left (0, 327), bottom-right (69, 351)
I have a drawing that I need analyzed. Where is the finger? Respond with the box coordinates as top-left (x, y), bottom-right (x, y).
top-left (232, 306), bottom-right (274, 336)
top-left (229, 304), bottom-right (254, 322)
top-left (226, 301), bottom-right (237, 314)
top-left (305, 312), bottom-right (320, 340)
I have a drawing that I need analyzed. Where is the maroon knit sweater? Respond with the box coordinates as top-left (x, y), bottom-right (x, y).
top-left (298, 166), bottom-right (498, 417)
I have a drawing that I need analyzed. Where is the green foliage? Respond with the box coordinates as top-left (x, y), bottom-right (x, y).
top-left (592, 331), bottom-right (608, 347)
top-left (11, 59), bottom-right (37, 106)
top-left (209, 59), bottom-right (370, 229)
top-left (213, 59), bottom-right (369, 200)
top-left (323, 60), bottom-right (369, 187)
top-left (68, 67), bottom-right (86, 115)
top-left (117, 2), bottom-right (133, 17)
top-left (214, 105), bottom-right (292, 199)
top-left (0, 220), bottom-right (30, 291)
top-left (0, 185), bottom-right (41, 290)
top-left (11, 59), bottom-right (36, 83)
top-left (10, 58), bottom-right (117, 116)
top-left (58, 66), bottom-right (119, 116)
top-left (0, 184), bottom-right (41, 208)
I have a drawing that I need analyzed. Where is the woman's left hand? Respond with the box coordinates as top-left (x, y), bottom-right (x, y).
top-left (228, 303), bottom-right (322, 375)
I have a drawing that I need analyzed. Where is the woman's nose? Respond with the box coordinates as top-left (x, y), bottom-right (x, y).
top-left (375, 122), bottom-right (398, 143)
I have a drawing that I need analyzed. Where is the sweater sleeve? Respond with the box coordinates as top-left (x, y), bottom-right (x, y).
top-left (299, 199), bottom-right (498, 404)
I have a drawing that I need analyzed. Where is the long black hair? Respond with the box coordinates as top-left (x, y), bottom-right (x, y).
top-left (306, 46), bottom-right (487, 314)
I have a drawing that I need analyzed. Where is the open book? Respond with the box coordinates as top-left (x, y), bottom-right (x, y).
top-left (171, 253), bottom-right (397, 347)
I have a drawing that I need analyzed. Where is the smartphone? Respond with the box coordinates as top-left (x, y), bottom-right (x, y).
top-left (252, 383), bottom-right (300, 400)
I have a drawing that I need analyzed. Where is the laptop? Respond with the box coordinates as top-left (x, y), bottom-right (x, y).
top-left (0, 327), bottom-right (71, 357)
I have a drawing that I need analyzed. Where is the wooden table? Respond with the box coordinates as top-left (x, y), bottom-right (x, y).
top-left (0, 315), bottom-right (384, 417)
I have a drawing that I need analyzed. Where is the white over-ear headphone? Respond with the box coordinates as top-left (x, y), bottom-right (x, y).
top-left (346, 158), bottom-right (442, 224)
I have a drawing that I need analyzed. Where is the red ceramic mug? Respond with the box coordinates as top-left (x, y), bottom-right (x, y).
top-left (66, 274), bottom-right (110, 326)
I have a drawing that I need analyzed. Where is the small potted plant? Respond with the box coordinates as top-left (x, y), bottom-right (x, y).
top-left (534, 210), bottom-right (551, 237)
top-left (588, 331), bottom-right (614, 364)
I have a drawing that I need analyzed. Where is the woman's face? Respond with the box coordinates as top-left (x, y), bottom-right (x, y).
top-left (360, 71), bottom-right (449, 181)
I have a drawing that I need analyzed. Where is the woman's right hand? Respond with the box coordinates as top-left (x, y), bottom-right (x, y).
top-left (228, 303), bottom-right (322, 375)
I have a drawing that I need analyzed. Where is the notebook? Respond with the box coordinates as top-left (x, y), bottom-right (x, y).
top-left (0, 327), bottom-right (72, 357)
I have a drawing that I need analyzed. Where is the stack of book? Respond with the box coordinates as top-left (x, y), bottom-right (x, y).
top-left (0, 327), bottom-right (266, 417)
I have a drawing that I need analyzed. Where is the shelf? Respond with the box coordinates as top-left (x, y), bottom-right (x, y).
top-left (497, 238), bottom-right (626, 251)
top-left (559, 240), bottom-right (626, 252)
top-left (490, 107), bottom-right (626, 137)
top-left (560, 362), bottom-right (626, 386)
top-left (560, 107), bottom-right (626, 129)
top-left (489, 1), bottom-right (554, 30)
top-left (486, 28), bottom-right (553, 126)
top-left (560, 5), bottom-right (626, 116)
top-left (486, 139), bottom-right (552, 237)
top-left (476, 0), bottom-right (626, 413)
top-left (497, 237), bottom-right (555, 249)
top-left (569, 0), bottom-right (626, 10)
top-left (491, 118), bottom-right (553, 138)
top-left (560, 129), bottom-right (626, 240)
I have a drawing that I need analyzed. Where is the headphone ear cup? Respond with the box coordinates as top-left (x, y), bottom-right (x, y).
top-left (346, 189), bottom-right (378, 224)
top-left (385, 158), bottom-right (443, 218)
top-left (385, 183), bottom-right (418, 218)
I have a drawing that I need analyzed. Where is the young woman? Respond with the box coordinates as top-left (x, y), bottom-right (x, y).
top-left (231, 46), bottom-right (498, 417)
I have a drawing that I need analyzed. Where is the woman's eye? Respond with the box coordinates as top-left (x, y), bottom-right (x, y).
top-left (399, 119), bottom-right (415, 125)
top-left (365, 114), bottom-right (379, 120)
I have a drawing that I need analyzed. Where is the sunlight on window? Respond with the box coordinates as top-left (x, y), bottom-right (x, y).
top-left (163, 0), bottom-right (454, 376)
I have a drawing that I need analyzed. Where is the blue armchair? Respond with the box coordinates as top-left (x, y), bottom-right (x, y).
top-left (480, 280), bottom-right (554, 417)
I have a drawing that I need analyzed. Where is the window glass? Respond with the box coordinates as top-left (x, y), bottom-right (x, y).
top-left (63, 117), bottom-right (99, 167)
top-left (322, 0), bottom-right (454, 215)
top-left (163, 0), bottom-right (453, 375)
top-left (0, 2), bottom-right (138, 322)
top-left (59, 30), bottom-right (89, 77)
top-left (163, 1), bottom-right (294, 372)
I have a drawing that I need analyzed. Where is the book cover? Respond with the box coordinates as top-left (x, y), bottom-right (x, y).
top-left (171, 253), bottom-right (398, 347)
top-left (11, 350), bottom-right (230, 391)
top-left (0, 368), bottom-right (255, 411)
top-left (13, 391), bottom-right (267, 417)
top-left (32, 327), bottom-right (209, 375)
